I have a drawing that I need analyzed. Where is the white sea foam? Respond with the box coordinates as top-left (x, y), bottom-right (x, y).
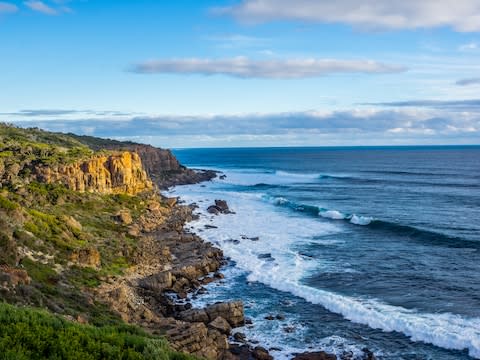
top-left (171, 179), bottom-right (480, 359)
top-left (320, 210), bottom-right (346, 220)
top-left (349, 214), bottom-right (374, 226)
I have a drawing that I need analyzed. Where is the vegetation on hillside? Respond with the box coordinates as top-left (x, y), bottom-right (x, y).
top-left (0, 124), bottom-right (192, 359)
top-left (0, 303), bottom-right (194, 360)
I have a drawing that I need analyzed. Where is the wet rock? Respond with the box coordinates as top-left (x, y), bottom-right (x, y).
top-left (214, 272), bottom-right (224, 279)
top-left (214, 199), bottom-right (229, 212)
top-left (362, 348), bottom-right (376, 360)
top-left (264, 315), bottom-right (275, 320)
top-left (292, 351), bottom-right (337, 360)
top-left (283, 325), bottom-right (296, 333)
top-left (233, 332), bottom-right (246, 342)
top-left (257, 253), bottom-right (274, 261)
top-left (207, 205), bottom-right (221, 215)
top-left (275, 314), bottom-right (285, 320)
top-left (253, 346), bottom-right (273, 360)
top-left (226, 239), bottom-right (240, 245)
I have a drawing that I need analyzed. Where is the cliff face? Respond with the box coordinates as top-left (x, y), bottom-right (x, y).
top-left (68, 135), bottom-right (217, 188)
top-left (126, 145), bottom-right (182, 173)
top-left (32, 151), bottom-right (153, 195)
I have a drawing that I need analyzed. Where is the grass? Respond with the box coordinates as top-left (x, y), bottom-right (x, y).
top-left (0, 302), bottom-right (196, 360)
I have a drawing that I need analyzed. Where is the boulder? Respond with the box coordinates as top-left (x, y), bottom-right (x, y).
top-left (70, 248), bottom-right (101, 268)
top-left (253, 346), bottom-right (273, 360)
top-left (179, 308), bottom-right (209, 323)
top-left (114, 210), bottom-right (133, 225)
top-left (214, 199), bottom-right (229, 212)
top-left (205, 301), bottom-right (244, 327)
top-left (0, 267), bottom-right (31, 286)
top-left (139, 271), bottom-right (173, 292)
top-left (208, 316), bottom-right (232, 335)
top-left (292, 351), bottom-right (337, 360)
top-left (207, 205), bottom-right (221, 215)
top-left (167, 321), bottom-right (228, 360)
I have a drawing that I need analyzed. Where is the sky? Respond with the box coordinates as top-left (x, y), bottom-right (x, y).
top-left (1, 0), bottom-right (480, 147)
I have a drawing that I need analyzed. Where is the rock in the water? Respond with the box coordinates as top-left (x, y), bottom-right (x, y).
top-left (253, 346), bottom-right (273, 360)
top-left (233, 332), bottom-right (246, 342)
top-left (207, 205), bottom-right (221, 215)
top-left (209, 316), bottom-right (232, 335)
top-left (292, 351), bottom-right (337, 360)
top-left (214, 199), bottom-right (229, 212)
top-left (362, 348), bottom-right (376, 360)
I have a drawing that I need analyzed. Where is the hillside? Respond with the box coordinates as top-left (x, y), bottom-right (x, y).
top-left (0, 124), bottom-right (242, 360)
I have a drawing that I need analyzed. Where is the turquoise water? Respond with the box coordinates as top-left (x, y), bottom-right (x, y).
top-left (171, 146), bottom-right (480, 359)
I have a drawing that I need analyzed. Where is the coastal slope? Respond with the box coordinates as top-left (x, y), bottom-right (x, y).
top-left (0, 124), bottom-right (245, 360)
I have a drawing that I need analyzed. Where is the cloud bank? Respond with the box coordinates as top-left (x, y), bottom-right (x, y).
top-left (370, 99), bottom-right (480, 109)
top-left (131, 57), bottom-right (406, 79)
top-left (215, 0), bottom-right (480, 32)
top-left (456, 78), bottom-right (480, 86)
top-left (5, 107), bottom-right (479, 147)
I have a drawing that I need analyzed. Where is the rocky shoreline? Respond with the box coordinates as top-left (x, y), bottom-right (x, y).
top-left (89, 165), bottom-right (348, 360)
top-left (86, 186), bottom-right (269, 359)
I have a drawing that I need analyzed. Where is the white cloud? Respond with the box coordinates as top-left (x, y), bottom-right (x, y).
top-left (131, 57), bottom-right (406, 79)
top-left (0, 2), bottom-right (18, 13)
top-left (215, 0), bottom-right (480, 32)
top-left (459, 42), bottom-right (479, 51)
top-left (24, 1), bottom-right (58, 15)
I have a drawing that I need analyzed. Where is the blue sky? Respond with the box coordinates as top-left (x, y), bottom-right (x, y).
top-left (1, 0), bottom-right (480, 147)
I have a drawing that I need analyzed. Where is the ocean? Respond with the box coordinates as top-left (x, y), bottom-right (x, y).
top-left (169, 146), bottom-right (480, 360)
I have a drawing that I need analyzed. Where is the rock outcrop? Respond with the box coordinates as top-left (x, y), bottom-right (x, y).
top-left (32, 151), bottom-right (153, 195)
top-left (68, 135), bottom-right (217, 189)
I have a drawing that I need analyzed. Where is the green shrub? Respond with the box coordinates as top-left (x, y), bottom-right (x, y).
top-left (0, 195), bottom-right (18, 211)
top-left (0, 303), bottom-right (196, 360)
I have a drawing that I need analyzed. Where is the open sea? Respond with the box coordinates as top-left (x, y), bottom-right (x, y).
top-left (169, 146), bottom-right (480, 360)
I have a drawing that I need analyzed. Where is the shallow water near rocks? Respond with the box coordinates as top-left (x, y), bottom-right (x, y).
top-left (171, 146), bottom-right (480, 359)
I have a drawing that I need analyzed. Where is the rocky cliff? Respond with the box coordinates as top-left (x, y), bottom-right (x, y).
top-left (32, 151), bottom-right (153, 195)
top-left (68, 134), bottom-right (216, 189)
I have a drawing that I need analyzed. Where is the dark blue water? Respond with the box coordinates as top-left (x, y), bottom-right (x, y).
top-left (171, 146), bottom-right (480, 359)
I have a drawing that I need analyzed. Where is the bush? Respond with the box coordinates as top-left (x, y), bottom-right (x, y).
top-left (0, 303), bottom-right (196, 360)
top-left (0, 195), bottom-right (18, 211)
